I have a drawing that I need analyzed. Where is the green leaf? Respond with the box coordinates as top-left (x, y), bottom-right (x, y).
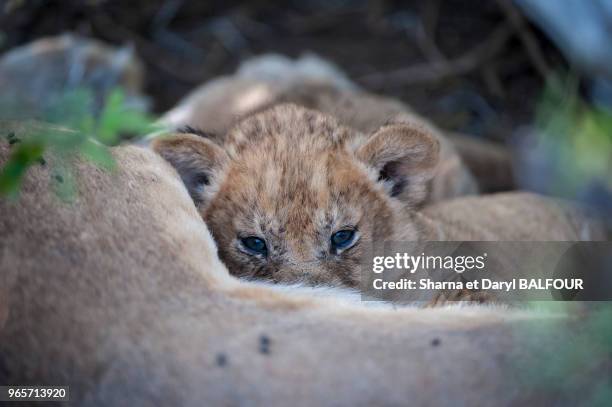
top-left (96, 88), bottom-right (155, 145)
top-left (51, 164), bottom-right (76, 202)
top-left (1, 85), bottom-right (154, 198)
top-left (79, 139), bottom-right (115, 170)
top-left (0, 142), bottom-right (45, 198)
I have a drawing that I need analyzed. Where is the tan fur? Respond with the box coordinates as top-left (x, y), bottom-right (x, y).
top-left (419, 192), bottom-right (605, 241)
top-left (153, 105), bottom-right (605, 289)
top-left (0, 136), bottom-right (606, 406)
top-left (154, 105), bottom-right (441, 286)
top-left (448, 131), bottom-right (515, 192)
top-left (160, 58), bottom-right (479, 202)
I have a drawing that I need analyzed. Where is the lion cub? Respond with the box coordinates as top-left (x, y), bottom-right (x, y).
top-left (153, 104), bottom-right (604, 287)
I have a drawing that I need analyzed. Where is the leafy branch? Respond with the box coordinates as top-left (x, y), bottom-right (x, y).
top-left (0, 88), bottom-right (158, 199)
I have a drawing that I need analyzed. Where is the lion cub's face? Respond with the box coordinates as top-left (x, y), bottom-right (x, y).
top-left (154, 104), bottom-right (439, 287)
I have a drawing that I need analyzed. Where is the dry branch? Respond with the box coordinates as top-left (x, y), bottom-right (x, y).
top-left (358, 23), bottom-right (514, 88)
top-left (495, 0), bottom-right (552, 79)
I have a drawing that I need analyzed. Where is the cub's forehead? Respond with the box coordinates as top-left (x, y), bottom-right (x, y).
top-left (222, 104), bottom-right (352, 157)
top-left (217, 103), bottom-right (369, 196)
top-left (213, 144), bottom-right (375, 223)
top-left (206, 104), bottom-right (381, 224)
top-left (224, 146), bottom-right (363, 202)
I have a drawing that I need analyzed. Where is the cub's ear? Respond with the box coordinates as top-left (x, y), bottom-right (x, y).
top-left (152, 133), bottom-right (228, 208)
top-left (355, 123), bottom-right (440, 207)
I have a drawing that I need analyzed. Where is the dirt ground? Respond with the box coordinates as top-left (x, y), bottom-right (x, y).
top-left (0, 0), bottom-right (565, 142)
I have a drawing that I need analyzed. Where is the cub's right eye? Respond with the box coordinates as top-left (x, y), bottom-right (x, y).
top-left (240, 236), bottom-right (268, 256)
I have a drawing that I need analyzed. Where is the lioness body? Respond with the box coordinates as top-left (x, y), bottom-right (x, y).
top-left (0, 138), bottom-right (606, 406)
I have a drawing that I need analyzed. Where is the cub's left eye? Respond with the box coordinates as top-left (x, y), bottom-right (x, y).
top-left (331, 229), bottom-right (357, 251)
top-left (241, 236), bottom-right (268, 256)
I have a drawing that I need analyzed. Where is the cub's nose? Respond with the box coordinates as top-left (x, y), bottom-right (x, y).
top-left (287, 239), bottom-right (320, 263)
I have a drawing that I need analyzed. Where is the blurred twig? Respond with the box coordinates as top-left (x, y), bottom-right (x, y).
top-left (151, 0), bottom-right (209, 60)
top-left (89, 12), bottom-right (213, 84)
top-left (287, 8), bottom-right (363, 34)
top-left (495, 0), bottom-right (552, 79)
top-left (416, 0), bottom-right (447, 63)
top-left (482, 62), bottom-right (506, 97)
top-left (359, 23), bottom-right (513, 88)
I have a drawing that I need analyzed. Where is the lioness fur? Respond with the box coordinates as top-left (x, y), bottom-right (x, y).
top-left (0, 136), bottom-right (608, 406)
